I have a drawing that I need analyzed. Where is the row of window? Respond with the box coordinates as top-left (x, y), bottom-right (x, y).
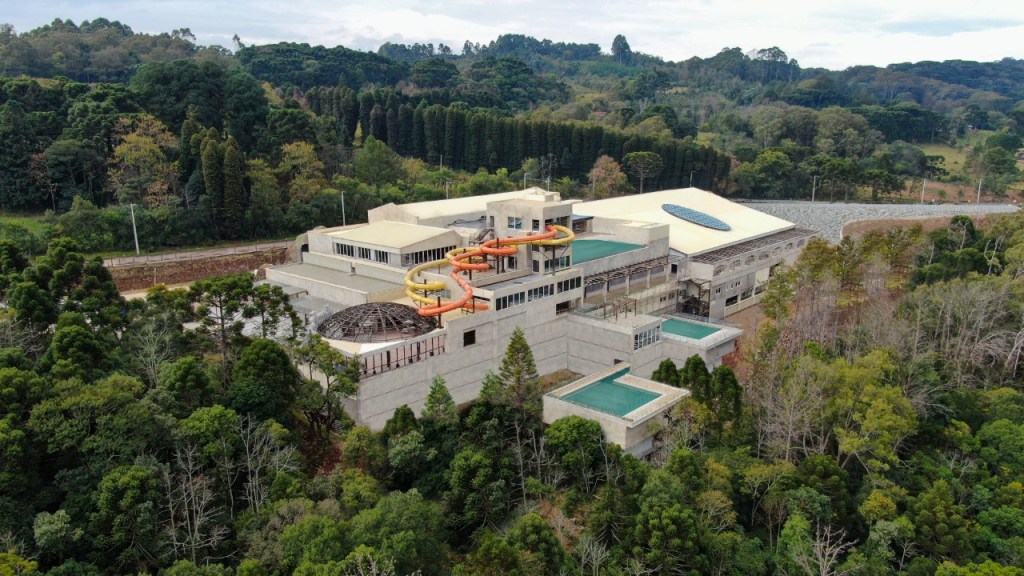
top-left (557, 276), bottom-right (582, 292)
top-left (634, 326), bottom-right (661, 350)
top-left (533, 255), bottom-right (571, 273)
top-left (334, 242), bottom-right (391, 265)
top-left (712, 239), bottom-right (808, 276)
top-left (495, 277), bottom-right (577, 311)
top-left (401, 245), bottom-right (457, 267)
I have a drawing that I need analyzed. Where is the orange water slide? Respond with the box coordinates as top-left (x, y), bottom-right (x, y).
top-left (404, 224), bottom-right (574, 317)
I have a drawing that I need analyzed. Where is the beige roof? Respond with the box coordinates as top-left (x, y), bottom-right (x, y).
top-left (575, 188), bottom-right (794, 256)
top-left (328, 221), bottom-right (455, 250)
top-left (389, 187), bottom-right (552, 221)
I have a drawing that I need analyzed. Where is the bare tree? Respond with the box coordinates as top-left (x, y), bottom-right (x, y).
top-left (238, 415), bottom-right (298, 513)
top-left (127, 310), bottom-right (180, 386)
top-left (163, 444), bottom-right (228, 563)
top-left (575, 534), bottom-right (611, 576)
top-left (790, 522), bottom-right (856, 576)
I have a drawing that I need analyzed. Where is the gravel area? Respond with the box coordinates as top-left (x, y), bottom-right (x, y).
top-left (739, 201), bottom-right (1019, 242)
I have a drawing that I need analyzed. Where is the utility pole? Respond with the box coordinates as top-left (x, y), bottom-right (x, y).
top-left (341, 189), bottom-right (346, 227)
top-left (129, 203), bottom-right (140, 255)
top-left (439, 155), bottom-right (444, 171)
top-left (977, 177), bottom-right (983, 203)
top-left (689, 171), bottom-right (695, 187)
top-left (920, 178), bottom-right (927, 204)
top-left (811, 175), bottom-right (818, 202)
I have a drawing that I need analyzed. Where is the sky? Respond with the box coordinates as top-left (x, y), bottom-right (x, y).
top-left (5, 0), bottom-right (1024, 70)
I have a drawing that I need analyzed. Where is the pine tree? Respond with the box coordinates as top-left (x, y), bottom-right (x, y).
top-left (221, 136), bottom-right (244, 240)
top-left (422, 376), bottom-right (458, 426)
top-left (497, 327), bottom-right (541, 416)
top-left (200, 135), bottom-right (223, 231)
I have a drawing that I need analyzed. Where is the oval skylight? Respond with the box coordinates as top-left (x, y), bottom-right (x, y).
top-left (661, 204), bottom-right (731, 231)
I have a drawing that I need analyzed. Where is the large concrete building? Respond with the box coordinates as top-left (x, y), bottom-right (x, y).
top-left (265, 187), bottom-right (815, 449)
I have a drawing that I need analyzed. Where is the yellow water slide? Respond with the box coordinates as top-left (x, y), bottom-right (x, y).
top-left (403, 224), bottom-right (574, 317)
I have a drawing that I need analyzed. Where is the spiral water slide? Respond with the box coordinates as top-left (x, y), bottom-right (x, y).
top-left (404, 224), bottom-right (575, 317)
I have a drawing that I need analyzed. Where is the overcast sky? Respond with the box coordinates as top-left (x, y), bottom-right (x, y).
top-left (6, 0), bottom-right (1023, 70)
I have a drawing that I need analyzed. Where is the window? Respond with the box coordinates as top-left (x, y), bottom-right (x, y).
top-left (488, 216), bottom-right (494, 228)
top-left (334, 242), bottom-right (355, 257)
top-left (557, 277), bottom-right (582, 292)
top-left (670, 263), bottom-right (678, 274)
top-left (543, 255), bottom-right (571, 272)
top-left (374, 250), bottom-right (389, 264)
top-left (726, 295), bottom-right (738, 306)
top-left (532, 219), bottom-right (540, 230)
top-left (508, 216), bottom-right (523, 230)
top-left (714, 287), bottom-right (722, 295)
top-left (556, 300), bottom-right (573, 314)
top-left (633, 326), bottom-right (660, 350)
top-left (463, 330), bottom-right (476, 346)
top-left (358, 247), bottom-right (372, 260)
top-left (507, 256), bottom-right (517, 269)
top-left (741, 289), bottom-right (752, 300)
top-left (713, 265), bottom-right (725, 276)
top-left (495, 291), bottom-right (527, 311)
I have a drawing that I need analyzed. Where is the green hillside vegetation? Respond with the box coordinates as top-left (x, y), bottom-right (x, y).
top-left (2, 19), bottom-right (1024, 256)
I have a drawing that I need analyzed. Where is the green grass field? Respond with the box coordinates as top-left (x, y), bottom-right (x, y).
top-left (0, 213), bottom-right (51, 237)
top-left (918, 142), bottom-right (969, 175)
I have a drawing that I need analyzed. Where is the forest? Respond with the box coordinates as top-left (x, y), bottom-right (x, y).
top-left (1, 19), bottom-right (1023, 256)
top-left (2, 16), bottom-right (1024, 576)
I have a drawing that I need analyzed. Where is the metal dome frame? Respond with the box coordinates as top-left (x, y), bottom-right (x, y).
top-left (317, 302), bottom-right (437, 343)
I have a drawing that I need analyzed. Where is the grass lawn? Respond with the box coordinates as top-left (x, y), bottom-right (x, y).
top-left (0, 213), bottom-right (51, 237)
top-left (918, 142), bottom-right (969, 175)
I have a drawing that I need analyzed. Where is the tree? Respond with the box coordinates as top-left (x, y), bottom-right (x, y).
top-left (91, 463), bottom-right (165, 573)
top-left (861, 169), bottom-right (905, 201)
top-left (652, 358), bottom-right (680, 386)
top-left (623, 151), bottom-right (664, 193)
top-left (587, 155), bottom-right (631, 198)
top-left (353, 136), bottom-right (405, 187)
top-left (243, 283), bottom-right (301, 340)
top-left (221, 136), bottom-right (245, 240)
top-left (349, 489), bottom-right (448, 576)
top-left (611, 35), bottom-right (633, 65)
top-left (411, 58), bottom-right (459, 89)
top-left (507, 512), bottom-right (565, 575)
top-left (106, 114), bottom-right (177, 207)
top-left (229, 338), bottom-right (301, 423)
top-left (496, 328), bottom-right (541, 416)
top-left (421, 376), bottom-right (457, 427)
top-left (189, 273), bottom-right (253, 353)
top-left (544, 416), bottom-right (605, 492)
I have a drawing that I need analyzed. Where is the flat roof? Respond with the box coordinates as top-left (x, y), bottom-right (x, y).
top-left (575, 188), bottom-right (795, 256)
top-left (383, 187), bottom-right (555, 221)
top-left (328, 221), bottom-right (455, 250)
top-left (573, 239), bottom-right (646, 263)
top-left (271, 262), bottom-right (402, 294)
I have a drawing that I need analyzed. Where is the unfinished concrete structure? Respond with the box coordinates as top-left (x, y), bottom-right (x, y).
top-left (266, 187), bottom-right (813, 429)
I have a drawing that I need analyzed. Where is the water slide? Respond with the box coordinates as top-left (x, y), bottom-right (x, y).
top-left (404, 224), bottom-right (575, 317)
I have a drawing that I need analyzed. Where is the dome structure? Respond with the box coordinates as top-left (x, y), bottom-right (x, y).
top-left (317, 303), bottom-right (437, 343)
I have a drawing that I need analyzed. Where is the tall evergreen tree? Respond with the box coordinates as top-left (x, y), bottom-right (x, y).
top-left (200, 135), bottom-right (224, 233)
top-left (221, 136), bottom-right (244, 240)
top-left (497, 327), bottom-right (541, 416)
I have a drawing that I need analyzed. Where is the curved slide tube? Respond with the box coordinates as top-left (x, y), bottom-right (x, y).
top-left (404, 224), bottom-right (574, 317)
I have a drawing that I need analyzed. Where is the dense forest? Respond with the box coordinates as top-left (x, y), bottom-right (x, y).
top-left (2, 18), bottom-right (1024, 575)
top-left (1, 19), bottom-right (1023, 255)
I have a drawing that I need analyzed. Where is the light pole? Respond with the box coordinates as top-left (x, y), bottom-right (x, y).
top-left (689, 171), bottom-right (695, 187)
top-left (129, 203), bottom-right (140, 255)
top-left (341, 189), bottom-right (346, 227)
top-left (811, 175), bottom-right (818, 202)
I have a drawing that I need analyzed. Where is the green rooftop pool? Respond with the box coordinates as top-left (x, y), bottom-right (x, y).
top-left (573, 239), bottom-right (645, 263)
top-left (560, 367), bottom-right (662, 416)
top-left (662, 318), bottom-right (721, 340)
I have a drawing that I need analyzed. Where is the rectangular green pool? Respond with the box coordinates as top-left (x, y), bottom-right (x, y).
top-left (572, 239), bottom-right (645, 263)
top-left (561, 368), bottom-right (662, 416)
top-left (662, 318), bottom-right (721, 340)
